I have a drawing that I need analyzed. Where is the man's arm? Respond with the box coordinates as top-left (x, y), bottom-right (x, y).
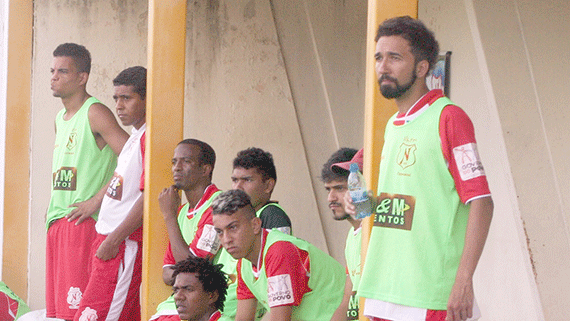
top-left (96, 194), bottom-right (144, 260)
top-left (269, 305), bottom-right (292, 321)
top-left (235, 298), bottom-right (258, 321)
top-left (446, 196), bottom-right (493, 321)
top-left (88, 102), bottom-right (129, 155)
top-left (160, 186), bottom-right (195, 262)
top-left (66, 180), bottom-right (110, 224)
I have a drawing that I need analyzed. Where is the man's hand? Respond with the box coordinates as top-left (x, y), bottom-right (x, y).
top-left (343, 189), bottom-right (376, 219)
top-left (159, 186), bottom-right (181, 221)
top-left (96, 237), bottom-right (120, 261)
top-left (446, 277), bottom-right (474, 321)
top-left (67, 197), bottom-right (100, 225)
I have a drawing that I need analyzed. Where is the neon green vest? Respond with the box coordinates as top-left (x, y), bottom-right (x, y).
top-left (240, 231), bottom-right (345, 321)
top-left (155, 191), bottom-right (222, 314)
top-left (358, 97), bottom-right (470, 310)
top-left (47, 97), bottom-right (117, 229)
top-left (344, 226), bottom-right (361, 320)
top-left (0, 281), bottom-right (30, 319)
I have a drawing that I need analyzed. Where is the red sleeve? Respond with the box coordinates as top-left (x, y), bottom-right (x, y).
top-left (264, 241), bottom-right (311, 307)
top-left (439, 106), bottom-right (491, 203)
top-left (139, 132), bottom-right (146, 192)
top-left (163, 242), bottom-right (175, 266)
top-left (236, 260), bottom-right (256, 300)
top-left (188, 207), bottom-right (221, 259)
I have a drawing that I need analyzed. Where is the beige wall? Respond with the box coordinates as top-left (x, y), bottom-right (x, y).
top-left (30, 0), bottom-right (148, 309)
top-left (22, 0), bottom-right (570, 318)
top-left (183, 0), bottom-right (367, 260)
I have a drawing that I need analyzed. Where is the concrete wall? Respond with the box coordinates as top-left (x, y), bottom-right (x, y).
top-left (183, 0), bottom-right (366, 260)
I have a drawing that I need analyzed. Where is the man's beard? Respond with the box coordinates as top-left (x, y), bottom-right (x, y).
top-left (378, 72), bottom-right (416, 99)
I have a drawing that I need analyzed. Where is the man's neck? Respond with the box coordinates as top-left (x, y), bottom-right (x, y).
top-left (247, 232), bottom-right (263, 267)
top-left (61, 91), bottom-right (90, 119)
top-left (395, 84), bottom-right (430, 115)
top-left (197, 307), bottom-right (217, 321)
top-left (253, 198), bottom-right (271, 212)
top-left (183, 181), bottom-right (212, 209)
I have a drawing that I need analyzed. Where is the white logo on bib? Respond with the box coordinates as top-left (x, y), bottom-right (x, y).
top-left (267, 274), bottom-right (294, 306)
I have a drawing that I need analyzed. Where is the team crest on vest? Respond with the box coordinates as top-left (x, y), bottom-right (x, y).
top-left (397, 143), bottom-right (417, 169)
top-left (66, 129), bottom-right (78, 151)
top-left (67, 286), bottom-right (82, 309)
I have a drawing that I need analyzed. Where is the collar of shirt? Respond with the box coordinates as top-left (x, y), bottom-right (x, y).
top-left (393, 89), bottom-right (444, 126)
top-left (187, 184), bottom-right (220, 219)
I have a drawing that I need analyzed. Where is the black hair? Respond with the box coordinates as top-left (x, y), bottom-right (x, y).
top-left (375, 16), bottom-right (439, 71)
top-left (232, 147), bottom-right (277, 181)
top-left (113, 66), bottom-right (147, 100)
top-left (320, 148), bottom-right (358, 183)
top-left (172, 256), bottom-right (228, 311)
top-left (212, 189), bottom-right (255, 219)
top-left (53, 43), bottom-right (91, 74)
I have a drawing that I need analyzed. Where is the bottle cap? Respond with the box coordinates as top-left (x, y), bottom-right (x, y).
top-left (349, 163), bottom-right (359, 172)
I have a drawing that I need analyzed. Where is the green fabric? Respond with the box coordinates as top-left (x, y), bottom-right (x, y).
top-left (47, 97), bottom-right (117, 229)
top-left (0, 281), bottom-right (30, 319)
top-left (155, 191), bottom-right (222, 314)
top-left (344, 226), bottom-right (361, 320)
top-left (240, 230), bottom-right (345, 321)
top-left (358, 96), bottom-right (470, 310)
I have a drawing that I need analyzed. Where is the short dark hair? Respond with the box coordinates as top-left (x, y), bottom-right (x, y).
top-left (320, 148), bottom-right (358, 183)
top-left (212, 189), bottom-right (255, 218)
top-left (178, 139), bottom-right (216, 178)
top-left (53, 43), bottom-right (91, 74)
top-left (172, 256), bottom-right (228, 311)
top-left (113, 66), bottom-right (147, 100)
top-left (375, 16), bottom-right (439, 71)
top-left (232, 147), bottom-right (277, 181)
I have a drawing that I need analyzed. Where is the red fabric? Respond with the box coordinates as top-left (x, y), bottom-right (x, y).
top-left (139, 131), bottom-right (146, 192)
top-left (163, 185), bottom-right (221, 265)
top-left (73, 234), bottom-right (142, 321)
top-left (46, 218), bottom-right (97, 319)
top-left (237, 230), bottom-right (311, 307)
top-left (0, 293), bottom-right (19, 321)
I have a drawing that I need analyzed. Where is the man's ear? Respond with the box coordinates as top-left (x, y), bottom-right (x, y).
top-left (202, 164), bottom-right (213, 177)
top-left (79, 72), bottom-right (89, 86)
top-left (264, 178), bottom-right (276, 194)
top-left (251, 216), bottom-right (262, 234)
top-left (208, 290), bottom-right (219, 307)
top-left (415, 60), bottom-right (430, 79)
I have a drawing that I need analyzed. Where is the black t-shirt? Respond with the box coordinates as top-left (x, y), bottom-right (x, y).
top-left (259, 202), bottom-right (292, 234)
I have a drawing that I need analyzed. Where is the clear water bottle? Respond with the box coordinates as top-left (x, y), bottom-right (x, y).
top-left (348, 163), bottom-right (372, 219)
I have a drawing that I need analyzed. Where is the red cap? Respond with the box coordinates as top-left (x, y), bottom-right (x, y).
top-left (331, 148), bottom-right (363, 172)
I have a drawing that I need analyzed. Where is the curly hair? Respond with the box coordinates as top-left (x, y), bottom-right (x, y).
top-left (233, 147), bottom-right (277, 181)
top-left (172, 256), bottom-right (228, 311)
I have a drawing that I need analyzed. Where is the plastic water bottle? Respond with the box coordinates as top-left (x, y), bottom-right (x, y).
top-left (348, 163), bottom-right (372, 219)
